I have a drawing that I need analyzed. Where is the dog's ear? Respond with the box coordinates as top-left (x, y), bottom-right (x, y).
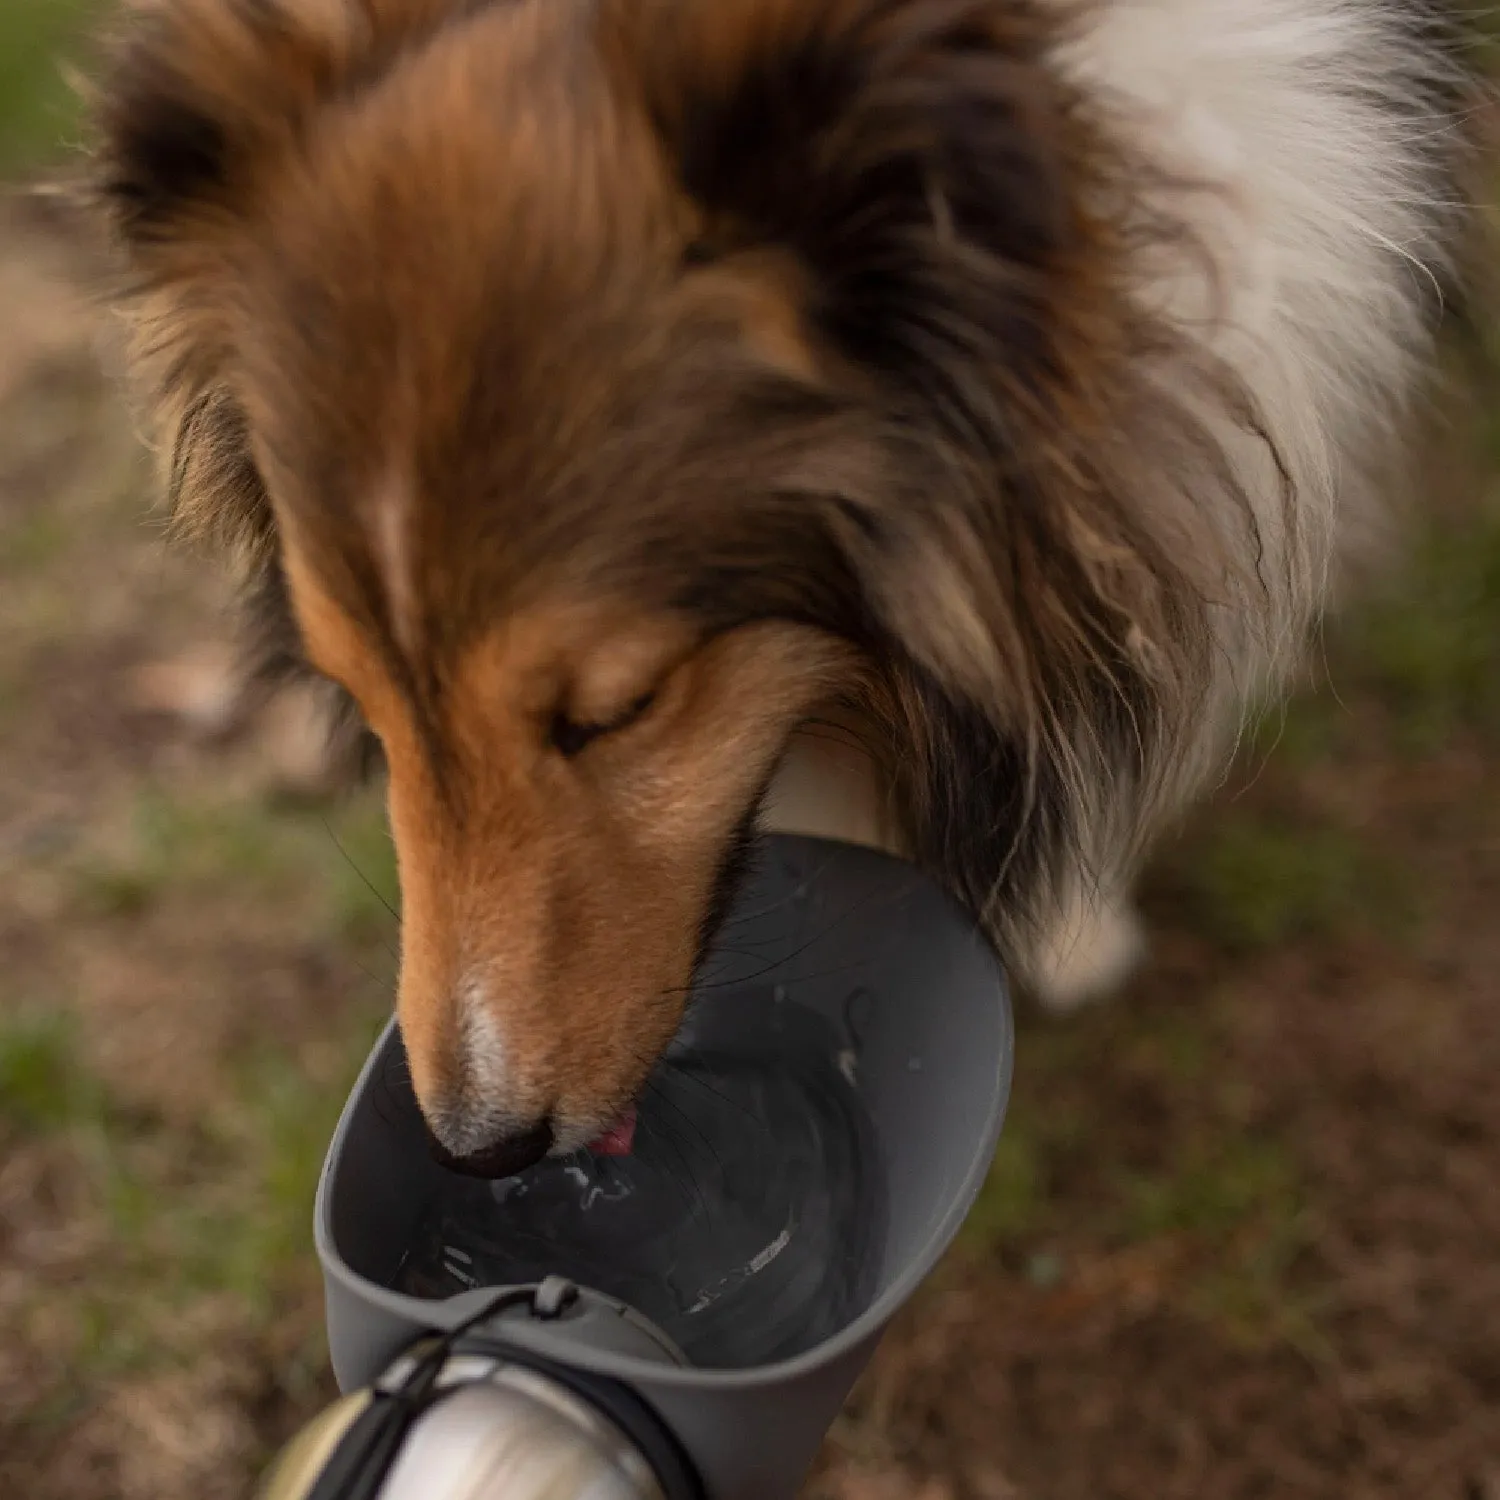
top-left (99, 0), bottom-right (332, 256)
top-left (90, 0), bottom-right (466, 555)
top-left (94, 0), bottom-right (472, 252)
top-left (92, 0), bottom-right (339, 557)
top-left (626, 0), bottom-right (1131, 702)
top-left (632, 0), bottom-right (1077, 384)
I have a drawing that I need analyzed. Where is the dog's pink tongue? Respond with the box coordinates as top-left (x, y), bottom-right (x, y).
top-left (586, 1106), bottom-right (637, 1157)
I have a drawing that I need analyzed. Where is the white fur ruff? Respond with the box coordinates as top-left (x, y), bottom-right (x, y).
top-left (767, 0), bottom-right (1462, 1008)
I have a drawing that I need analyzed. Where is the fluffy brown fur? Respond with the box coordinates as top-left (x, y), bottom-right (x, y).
top-left (86, 0), bottom-right (1474, 1165)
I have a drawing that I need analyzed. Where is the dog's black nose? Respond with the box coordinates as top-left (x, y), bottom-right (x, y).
top-left (426, 1119), bottom-right (554, 1180)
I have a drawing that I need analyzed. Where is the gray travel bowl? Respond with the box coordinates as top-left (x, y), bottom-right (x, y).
top-left (314, 834), bottom-right (1013, 1500)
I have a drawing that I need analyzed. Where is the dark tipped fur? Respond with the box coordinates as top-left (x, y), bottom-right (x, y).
top-left (625, 0), bottom-right (1255, 935)
top-left (86, 0), bottom-right (1474, 1014)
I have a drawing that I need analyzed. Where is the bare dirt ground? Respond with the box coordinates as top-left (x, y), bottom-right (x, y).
top-left (0, 179), bottom-right (1496, 1500)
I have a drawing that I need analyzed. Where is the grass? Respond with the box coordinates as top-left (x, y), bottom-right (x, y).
top-left (0, 513), bottom-right (72, 575)
top-left (7, 1005), bottom-right (383, 1399)
top-left (8, 773), bottom-right (395, 1408)
top-left (1347, 499), bottom-right (1500, 751)
top-left (1238, 486), bottom-right (1500, 765)
top-left (1183, 814), bottom-right (1407, 954)
top-left (70, 785), bottom-right (399, 941)
top-left (1125, 1133), bottom-right (1317, 1349)
top-left (1159, 502), bottom-right (1500, 954)
top-left (0, 0), bottom-right (98, 176)
top-left (0, 28), bottom-right (402, 1411)
top-left (32, 785), bottom-right (396, 1375)
top-left (961, 1130), bottom-right (1046, 1251)
top-left (0, 1006), bottom-right (101, 1135)
top-left (210, 1034), bottom-right (382, 1308)
top-left (963, 1014), bottom-right (1316, 1348)
top-left (1120, 1135), bottom-right (1301, 1244)
top-left (1180, 479), bottom-right (1500, 951)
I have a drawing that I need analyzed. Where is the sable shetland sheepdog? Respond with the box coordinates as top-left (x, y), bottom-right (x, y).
top-left (90, 0), bottom-right (1474, 1175)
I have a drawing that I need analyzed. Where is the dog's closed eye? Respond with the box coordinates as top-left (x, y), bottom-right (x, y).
top-left (548, 689), bottom-right (658, 759)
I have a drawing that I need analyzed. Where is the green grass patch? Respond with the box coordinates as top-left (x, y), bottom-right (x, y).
top-left (1188, 1234), bottom-right (1326, 1356)
top-left (28, 783), bottom-right (397, 1390)
top-left (959, 1003), bottom-right (1319, 1347)
top-left (71, 785), bottom-right (399, 942)
top-left (0, 1006), bottom-right (101, 1134)
top-left (961, 1128), bottom-right (1045, 1250)
top-left (72, 862), bottom-right (159, 919)
top-left (1343, 502), bottom-right (1500, 751)
top-left (0, 0), bottom-right (99, 176)
top-left (74, 1028), bottom-right (385, 1315)
top-left (1118, 1011), bottom-right (1211, 1084)
top-left (960, 1021), bottom-right (1116, 1255)
top-left (1121, 1132), bottom-right (1318, 1351)
top-left (1234, 493), bottom-right (1500, 775)
top-left (0, 511), bottom-right (72, 574)
top-left (70, 793), bottom-right (291, 919)
top-left (962, 1011), bottom-right (1234, 1258)
top-left (136, 791), bottom-right (309, 888)
top-left (1120, 1134), bottom-right (1300, 1243)
top-left (38, 1009), bottom-right (385, 1400)
top-left (203, 1037), bottom-right (379, 1309)
top-left (1243, 691), bottom-right (1348, 771)
top-left (1182, 813), bottom-right (1407, 953)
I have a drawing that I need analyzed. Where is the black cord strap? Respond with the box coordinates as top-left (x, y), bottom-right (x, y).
top-left (307, 1286), bottom-right (538, 1500)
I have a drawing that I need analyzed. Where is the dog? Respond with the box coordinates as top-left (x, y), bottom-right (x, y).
top-left (88, 0), bottom-right (1475, 1175)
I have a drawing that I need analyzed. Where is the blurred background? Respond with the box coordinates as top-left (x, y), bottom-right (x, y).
top-left (1, 8), bottom-right (1496, 1500)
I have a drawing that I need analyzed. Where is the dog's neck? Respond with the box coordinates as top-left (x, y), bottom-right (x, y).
top-left (759, 705), bottom-right (904, 857)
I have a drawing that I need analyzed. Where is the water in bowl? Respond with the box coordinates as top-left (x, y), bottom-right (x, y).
top-left (392, 992), bottom-right (886, 1370)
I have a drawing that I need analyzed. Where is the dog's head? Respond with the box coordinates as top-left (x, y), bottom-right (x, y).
top-left (93, 0), bottom-right (1219, 1167)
